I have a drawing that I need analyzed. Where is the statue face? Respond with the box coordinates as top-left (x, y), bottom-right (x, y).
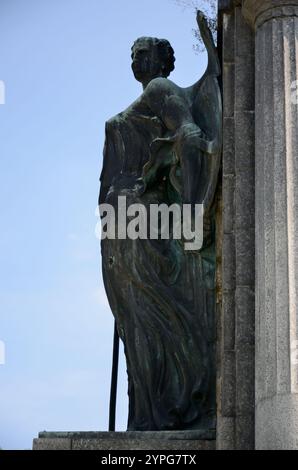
top-left (131, 39), bottom-right (162, 84)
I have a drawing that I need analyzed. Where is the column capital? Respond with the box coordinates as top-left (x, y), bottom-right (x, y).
top-left (242, 0), bottom-right (298, 29)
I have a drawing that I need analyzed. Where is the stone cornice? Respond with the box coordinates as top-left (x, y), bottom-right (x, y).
top-left (219, 0), bottom-right (241, 12)
top-left (242, 0), bottom-right (298, 29)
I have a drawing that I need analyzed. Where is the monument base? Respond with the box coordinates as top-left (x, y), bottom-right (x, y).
top-left (33, 430), bottom-right (216, 450)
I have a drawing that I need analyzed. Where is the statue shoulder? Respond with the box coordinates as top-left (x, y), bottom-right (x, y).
top-left (105, 97), bottom-right (144, 127)
top-left (105, 111), bottom-right (125, 128)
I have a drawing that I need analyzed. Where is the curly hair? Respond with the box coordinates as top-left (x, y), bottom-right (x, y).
top-left (132, 37), bottom-right (176, 77)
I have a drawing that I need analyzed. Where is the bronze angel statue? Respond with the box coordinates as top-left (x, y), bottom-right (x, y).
top-left (99, 11), bottom-right (222, 432)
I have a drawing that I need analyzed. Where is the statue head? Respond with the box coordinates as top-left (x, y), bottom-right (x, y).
top-left (131, 37), bottom-right (175, 87)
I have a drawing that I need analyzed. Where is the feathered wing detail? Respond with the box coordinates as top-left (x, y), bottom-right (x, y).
top-left (189, 11), bottom-right (222, 213)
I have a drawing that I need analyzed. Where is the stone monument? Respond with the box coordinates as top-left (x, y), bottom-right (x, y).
top-left (33, 1), bottom-right (298, 450)
top-left (218, 0), bottom-right (298, 450)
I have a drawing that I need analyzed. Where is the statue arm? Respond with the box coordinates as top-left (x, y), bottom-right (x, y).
top-left (141, 78), bottom-right (219, 204)
top-left (141, 12), bottom-right (221, 208)
top-left (143, 78), bottom-right (217, 153)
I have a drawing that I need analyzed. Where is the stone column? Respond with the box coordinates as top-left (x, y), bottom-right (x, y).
top-left (243, 0), bottom-right (298, 450)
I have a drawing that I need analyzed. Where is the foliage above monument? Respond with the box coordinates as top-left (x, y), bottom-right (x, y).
top-left (173, 0), bottom-right (217, 52)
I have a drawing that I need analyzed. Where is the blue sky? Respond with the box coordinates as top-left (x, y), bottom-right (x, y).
top-left (0, 0), bottom-right (207, 450)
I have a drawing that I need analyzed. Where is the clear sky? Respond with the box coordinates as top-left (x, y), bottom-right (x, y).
top-left (0, 0), bottom-right (207, 450)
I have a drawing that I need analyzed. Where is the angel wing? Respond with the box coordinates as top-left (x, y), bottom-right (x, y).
top-left (186, 11), bottom-right (222, 213)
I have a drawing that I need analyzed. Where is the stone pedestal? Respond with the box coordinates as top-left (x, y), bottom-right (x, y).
top-left (32, 431), bottom-right (215, 451)
top-left (243, 0), bottom-right (298, 450)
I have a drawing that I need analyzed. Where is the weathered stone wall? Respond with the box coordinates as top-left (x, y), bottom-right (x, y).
top-left (219, 0), bottom-right (298, 451)
top-left (217, 0), bottom-right (255, 450)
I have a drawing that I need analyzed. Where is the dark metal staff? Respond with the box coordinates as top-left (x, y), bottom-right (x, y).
top-left (108, 320), bottom-right (119, 431)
